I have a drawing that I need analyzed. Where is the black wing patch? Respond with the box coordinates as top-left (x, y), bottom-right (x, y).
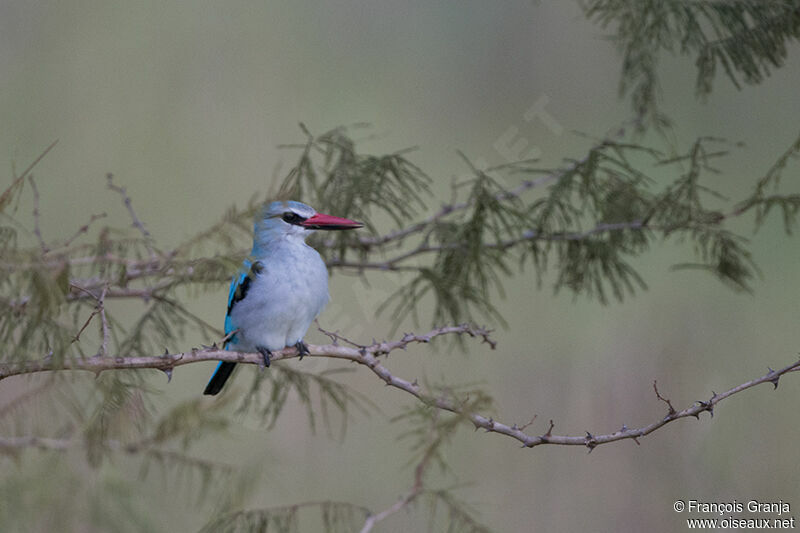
top-left (227, 261), bottom-right (264, 315)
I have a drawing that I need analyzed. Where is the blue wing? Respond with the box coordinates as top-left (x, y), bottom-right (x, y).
top-left (204, 259), bottom-right (253, 395)
top-left (223, 258), bottom-right (252, 348)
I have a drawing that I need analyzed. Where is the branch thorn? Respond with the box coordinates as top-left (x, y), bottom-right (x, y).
top-left (696, 400), bottom-right (714, 418)
top-left (541, 419), bottom-right (555, 440)
top-left (767, 367), bottom-right (780, 389)
top-left (584, 431), bottom-right (597, 452)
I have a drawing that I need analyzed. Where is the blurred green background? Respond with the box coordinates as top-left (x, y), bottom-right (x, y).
top-left (2, 1), bottom-right (799, 532)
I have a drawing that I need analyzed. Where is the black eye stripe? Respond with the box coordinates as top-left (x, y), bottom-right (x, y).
top-left (281, 212), bottom-right (307, 225)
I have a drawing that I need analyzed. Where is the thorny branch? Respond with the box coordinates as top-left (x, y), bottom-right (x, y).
top-left (2, 131), bottom-right (799, 466)
top-left (1, 324), bottom-right (798, 452)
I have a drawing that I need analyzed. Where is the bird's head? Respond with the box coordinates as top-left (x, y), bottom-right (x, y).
top-left (253, 200), bottom-right (363, 250)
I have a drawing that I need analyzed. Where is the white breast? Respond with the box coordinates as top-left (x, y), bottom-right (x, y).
top-left (228, 240), bottom-right (329, 352)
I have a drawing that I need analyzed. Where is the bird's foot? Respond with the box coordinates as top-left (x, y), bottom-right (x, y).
top-left (256, 346), bottom-right (272, 369)
top-left (295, 341), bottom-right (310, 360)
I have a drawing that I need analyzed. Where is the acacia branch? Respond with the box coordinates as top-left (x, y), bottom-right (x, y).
top-left (345, 124), bottom-right (633, 252)
top-left (330, 197), bottom-right (773, 274)
top-left (0, 435), bottom-right (71, 451)
top-left (0, 325), bottom-right (493, 380)
top-left (2, 325), bottom-right (797, 452)
top-left (6, 130), bottom-right (794, 314)
top-left (328, 219), bottom-right (654, 272)
top-left (0, 433), bottom-right (234, 475)
top-left (6, 189), bottom-right (771, 294)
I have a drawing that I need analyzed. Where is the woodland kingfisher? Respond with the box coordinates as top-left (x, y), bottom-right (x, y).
top-left (203, 200), bottom-right (362, 395)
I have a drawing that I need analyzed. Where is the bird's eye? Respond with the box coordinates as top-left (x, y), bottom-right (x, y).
top-left (282, 212), bottom-right (305, 225)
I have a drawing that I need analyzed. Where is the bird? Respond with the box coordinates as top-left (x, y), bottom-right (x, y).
top-left (203, 200), bottom-right (363, 395)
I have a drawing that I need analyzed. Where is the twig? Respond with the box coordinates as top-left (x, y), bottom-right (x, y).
top-left (28, 175), bottom-right (47, 253)
top-left (343, 128), bottom-right (628, 252)
top-left (329, 220), bottom-right (653, 272)
top-left (68, 284), bottom-right (111, 354)
top-left (515, 415), bottom-right (538, 432)
top-left (316, 323), bottom-right (367, 348)
top-left (69, 284), bottom-right (102, 339)
top-left (0, 325), bottom-right (491, 379)
top-left (71, 306), bottom-right (99, 344)
top-left (97, 285), bottom-right (110, 356)
top-left (67, 280), bottom-right (175, 302)
top-left (200, 500), bottom-right (372, 531)
top-left (359, 412), bottom-right (439, 533)
top-left (16, 141), bottom-right (59, 182)
top-left (653, 380), bottom-right (676, 415)
top-left (0, 140), bottom-right (58, 209)
top-left (0, 434), bottom-right (234, 474)
top-left (55, 213), bottom-right (108, 252)
top-left (0, 435), bottom-right (71, 451)
top-left (106, 172), bottom-right (155, 255)
top-left (22, 175), bottom-right (105, 256)
top-left (1, 325), bottom-right (797, 452)
top-left (0, 379), bottom-right (57, 420)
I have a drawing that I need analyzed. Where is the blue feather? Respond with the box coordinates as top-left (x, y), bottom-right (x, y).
top-left (204, 259), bottom-right (252, 395)
top-left (223, 258), bottom-right (252, 347)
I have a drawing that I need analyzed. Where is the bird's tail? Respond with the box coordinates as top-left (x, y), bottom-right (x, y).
top-left (204, 361), bottom-right (236, 395)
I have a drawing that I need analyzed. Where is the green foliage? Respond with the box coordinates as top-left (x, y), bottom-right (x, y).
top-left (0, 456), bottom-right (160, 533)
top-left (387, 158), bottom-right (523, 326)
top-left (357, 133), bottom-right (797, 323)
top-left (1, 121), bottom-right (799, 531)
top-left (4, 127), bottom-right (795, 381)
top-left (0, 3), bottom-right (796, 531)
top-left (279, 123), bottom-right (432, 262)
top-left (206, 380), bottom-right (495, 533)
top-left (199, 501), bottom-right (371, 533)
top-left (670, 227), bottom-right (758, 292)
top-left (198, 487), bottom-right (494, 533)
top-left (422, 490), bottom-right (493, 533)
top-left (236, 365), bottom-right (374, 436)
top-left (734, 131), bottom-right (800, 233)
top-left (525, 139), bottom-right (657, 302)
top-left (583, 0), bottom-right (800, 127)
top-left (0, 377), bottom-right (234, 530)
top-left (394, 381), bottom-right (494, 470)
top-left (83, 374), bottom-right (149, 466)
top-left (149, 397), bottom-right (231, 449)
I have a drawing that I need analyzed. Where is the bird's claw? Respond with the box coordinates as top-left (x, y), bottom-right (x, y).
top-left (256, 346), bottom-right (272, 369)
top-left (295, 341), bottom-right (310, 360)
